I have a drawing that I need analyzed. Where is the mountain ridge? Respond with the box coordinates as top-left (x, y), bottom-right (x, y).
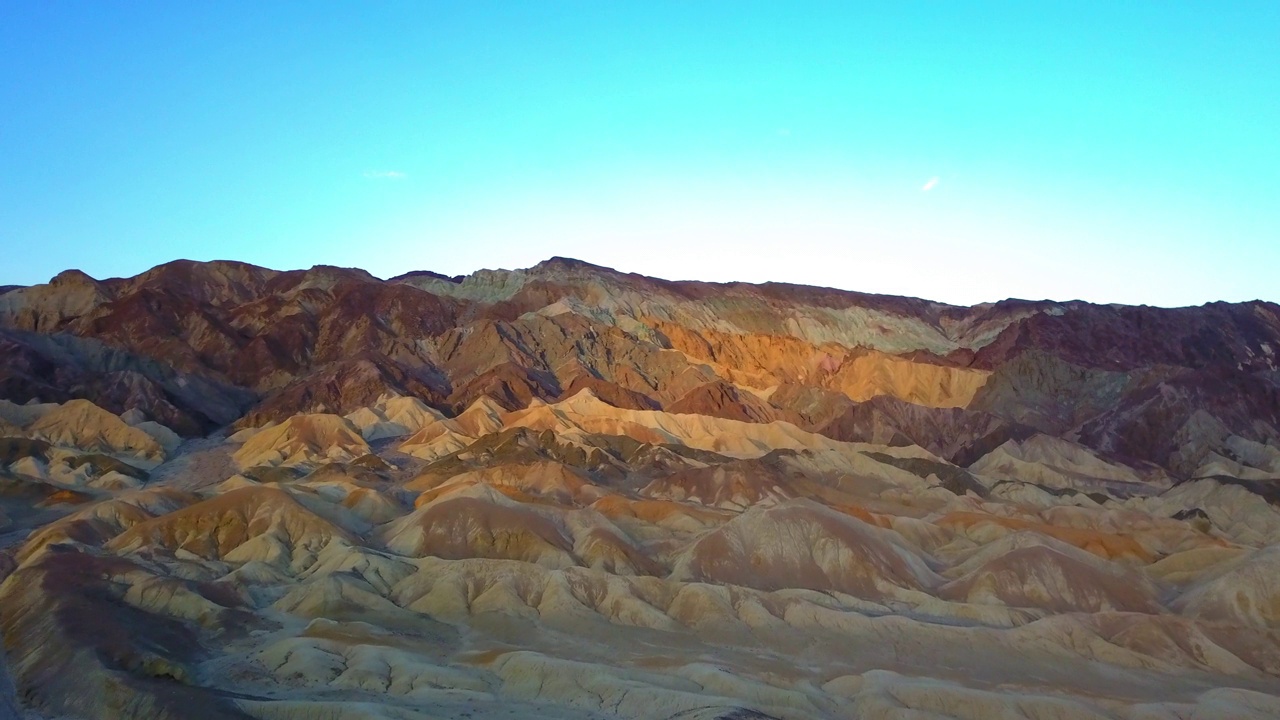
top-left (2, 257), bottom-right (1277, 479)
top-left (2, 256), bottom-right (1280, 718)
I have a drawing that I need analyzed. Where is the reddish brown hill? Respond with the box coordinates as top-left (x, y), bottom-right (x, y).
top-left (556, 374), bottom-right (660, 411)
top-left (2, 257), bottom-right (1277, 474)
top-left (666, 380), bottom-right (792, 424)
top-left (972, 301), bottom-right (1280, 372)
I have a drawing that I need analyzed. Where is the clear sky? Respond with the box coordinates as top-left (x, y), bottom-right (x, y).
top-left (1, 2), bottom-right (1277, 306)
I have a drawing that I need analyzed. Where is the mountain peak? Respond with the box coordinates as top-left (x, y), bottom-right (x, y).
top-left (531, 256), bottom-right (617, 273)
top-left (49, 268), bottom-right (99, 286)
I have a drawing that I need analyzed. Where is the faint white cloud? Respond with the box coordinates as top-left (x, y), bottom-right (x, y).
top-left (363, 170), bottom-right (407, 180)
top-left (921, 176), bottom-right (940, 192)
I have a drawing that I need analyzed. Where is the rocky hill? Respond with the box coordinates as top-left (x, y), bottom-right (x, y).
top-left (0, 258), bottom-right (1278, 719)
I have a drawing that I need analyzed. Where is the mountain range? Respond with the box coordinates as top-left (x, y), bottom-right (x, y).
top-left (0, 258), bottom-right (1279, 719)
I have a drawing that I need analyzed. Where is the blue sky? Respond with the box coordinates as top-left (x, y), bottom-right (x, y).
top-left (1, 2), bottom-right (1277, 306)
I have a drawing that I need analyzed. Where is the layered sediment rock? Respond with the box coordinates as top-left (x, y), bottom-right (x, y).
top-left (1, 258), bottom-right (1278, 719)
